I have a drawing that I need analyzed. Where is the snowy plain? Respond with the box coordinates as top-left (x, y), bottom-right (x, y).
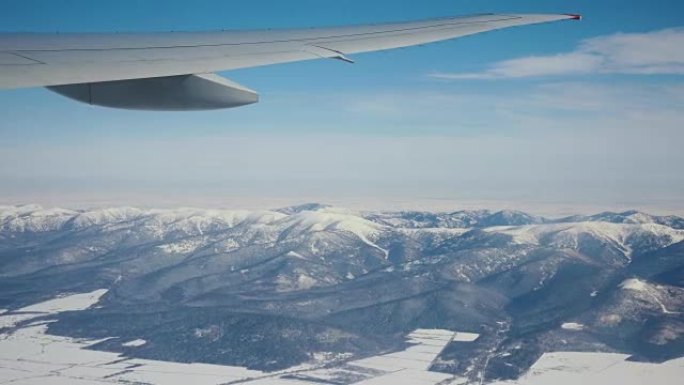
top-left (0, 291), bottom-right (470, 384)
top-left (1, 290), bottom-right (681, 384)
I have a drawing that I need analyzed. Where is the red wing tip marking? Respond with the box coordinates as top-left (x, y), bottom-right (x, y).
top-left (565, 14), bottom-right (582, 20)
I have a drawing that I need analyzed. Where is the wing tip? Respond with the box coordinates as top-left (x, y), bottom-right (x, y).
top-left (564, 14), bottom-right (583, 21)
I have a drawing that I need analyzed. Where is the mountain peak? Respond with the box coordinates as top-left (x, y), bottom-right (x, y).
top-left (482, 210), bottom-right (545, 226)
top-left (275, 203), bottom-right (332, 215)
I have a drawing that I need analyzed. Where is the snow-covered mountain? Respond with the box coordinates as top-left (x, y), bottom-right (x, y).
top-left (1, 203), bottom-right (683, 383)
top-left (363, 209), bottom-right (545, 229)
top-left (558, 210), bottom-right (684, 229)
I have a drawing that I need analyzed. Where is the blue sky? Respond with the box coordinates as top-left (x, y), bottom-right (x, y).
top-left (1, 0), bottom-right (683, 214)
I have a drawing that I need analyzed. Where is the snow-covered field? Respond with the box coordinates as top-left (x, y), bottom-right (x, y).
top-left (489, 352), bottom-right (684, 385)
top-left (0, 291), bottom-right (469, 384)
top-left (0, 290), bottom-right (682, 384)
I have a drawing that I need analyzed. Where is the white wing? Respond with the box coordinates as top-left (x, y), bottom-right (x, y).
top-left (0, 13), bottom-right (580, 110)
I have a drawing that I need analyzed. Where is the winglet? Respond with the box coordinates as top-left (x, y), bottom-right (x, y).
top-left (565, 14), bottom-right (582, 20)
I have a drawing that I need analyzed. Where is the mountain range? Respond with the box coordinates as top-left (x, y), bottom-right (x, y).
top-left (1, 203), bottom-right (683, 383)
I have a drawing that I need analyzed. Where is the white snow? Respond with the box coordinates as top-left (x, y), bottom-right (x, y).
top-left (561, 323), bottom-right (585, 331)
top-left (0, 205), bottom-right (285, 238)
top-left (619, 279), bottom-right (682, 315)
top-left (122, 339), bottom-right (147, 347)
top-left (2, 293), bottom-right (680, 385)
top-left (485, 222), bottom-right (684, 258)
top-left (0, 205), bottom-right (76, 232)
top-left (71, 207), bottom-right (144, 228)
top-left (296, 274), bottom-right (317, 290)
top-left (0, 312), bottom-right (40, 329)
top-left (3, 205), bottom-right (684, 385)
top-left (452, 331), bottom-right (481, 342)
top-left (399, 227), bottom-right (471, 236)
top-left (620, 278), bottom-right (649, 292)
top-left (276, 272), bottom-right (319, 292)
top-left (279, 208), bottom-right (384, 238)
top-left (0, 292), bottom-right (267, 384)
top-left (17, 289), bottom-right (108, 315)
top-left (270, 208), bottom-right (392, 259)
top-left (158, 239), bottom-right (202, 254)
top-left (0, 289), bottom-right (108, 330)
top-left (307, 329), bottom-right (465, 385)
top-left (286, 251), bottom-right (306, 259)
top-left (489, 352), bottom-right (684, 385)
top-left (0, 295), bottom-right (469, 385)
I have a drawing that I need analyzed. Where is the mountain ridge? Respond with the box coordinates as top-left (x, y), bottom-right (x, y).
top-left (1, 203), bottom-right (683, 383)
top-left (3, 203), bottom-right (684, 233)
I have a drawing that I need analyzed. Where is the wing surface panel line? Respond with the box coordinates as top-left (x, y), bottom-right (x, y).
top-left (4, 16), bottom-right (520, 53)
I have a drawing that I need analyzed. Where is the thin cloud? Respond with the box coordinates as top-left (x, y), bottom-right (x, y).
top-left (2, 82), bottom-right (683, 213)
top-left (431, 28), bottom-right (684, 80)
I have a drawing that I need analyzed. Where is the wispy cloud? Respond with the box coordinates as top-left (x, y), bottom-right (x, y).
top-left (431, 28), bottom-right (684, 80)
top-left (2, 81), bottom-right (683, 213)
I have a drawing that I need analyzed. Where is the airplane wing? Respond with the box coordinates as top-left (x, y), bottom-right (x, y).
top-left (0, 13), bottom-right (580, 110)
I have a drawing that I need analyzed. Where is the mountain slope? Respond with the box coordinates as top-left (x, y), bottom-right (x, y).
top-left (0, 204), bottom-right (682, 382)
